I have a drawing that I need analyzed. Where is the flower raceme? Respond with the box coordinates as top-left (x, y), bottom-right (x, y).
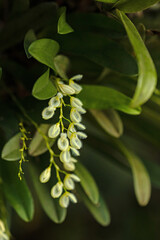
top-left (40, 75), bottom-right (87, 208)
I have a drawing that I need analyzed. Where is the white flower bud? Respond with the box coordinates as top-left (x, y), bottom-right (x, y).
top-left (59, 193), bottom-right (69, 208)
top-left (39, 167), bottom-right (51, 183)
top-left (49, 96), bottom-right (61, 108)
top-left (69, 80), bottom-right (82, 94)
top-left (67, 123), bottom-right (76, 138)
top-left (74, 123), bottom-right (86, 130)
top-left (70, 97), bottom-right (83, 108)
top-left (70, 174), bottom-right (81, 182)
top-left (58, 80), bottom-right (75, 95)
top-left (60, 149), bottom-right (71, 163)
top-left (76, 107), bottom-right (86, 114)
top-left (70, 157), bottom-right (78, 163)
top-left (0, 220), bottom-right (9, 240)
top-left (0, 220), bottom-right (5, 233)
top-left (42, 106), bottom-right (55, 120)
top-left (77, 132), bottom-right (87, 139)
top-left (70, 147), bottom-right (80, 156)
top-left (48, 123), bottom-right (60, 138)
top-left (57, 92), bottom-right (63, 98)
top-left (51, 182), bottom-right (63, 198)
top-left (64, 175), bottom-right (75, 190)
top-left (70, 133), bottom-right (82, 149)
top-left (71, 74), bottom-right (83, 81)
top-left (70, 108), bottom-right (82, 123)
top-left (63, 161), bottom-right (76, 171)
top-left (68, 193), bottom-right (77, 203)
top-left (57, 133), bottom-right (69, 151)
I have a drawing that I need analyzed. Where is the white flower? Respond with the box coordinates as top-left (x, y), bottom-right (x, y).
top-left (0, 220), bottom-right (5, 233)
top-left (67, 123), bottom-right (76, 138)
top-left (70, 133), bottom-right (82, 149)
top-left (77, 132), bottom-right (87, 139)
top-left (58, 80), bottom-right (75, 95)
top-left (60, 149), bottom-right (71, 163)
top-left (39, 167), bottom-right (51, 183)
top-left (69, 79), bottom-right (82, 94)
top-left (48, 123), bottom-right (60, 138)
top-left (42, 106), bottom-right (55, 120)
top-left (71, 74), bottom-right (83, 81)
top-left (70, 97), bottom-right (83, 108)
top-left (70, 108), bottom-right (82, 123)
top-left (76, 107), bottom-right (86, 114)
top-left (68, 192), bottom-right (77, 203)
top-left (51, 182), bottom-right (63, 198)
top-left (70, 147), bottom-right (80, 156)
top-left (59, 193), bottom-right (70, 208)
top-left (70, 173), bottom-right (81, 182)
top-left (57, 92), bottom-right (63, 98)
top-left (74, 123), bottom-right (86, 130)
top-left (49, 95), bottom-right (61, 108)
top-left (63, 161), bottom-right (76, 171)
top-left (64, 175), bottom-right (75, 190)
top-left (0, 220), bottom-right (9, 240)
top-left (57, 133), bottom-right (69, 151)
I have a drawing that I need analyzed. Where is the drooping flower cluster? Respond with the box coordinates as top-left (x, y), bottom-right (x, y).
top-left (0, 220), bottom-right (9, 240)
top-left (40, 75), bottom-right (87, 208)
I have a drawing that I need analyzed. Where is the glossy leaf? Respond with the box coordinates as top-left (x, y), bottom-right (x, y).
top-left (114, 0), bottom-right (159, 13)
top-left (32, 69), bottom-right (57, 100)
top-left (1, 161), bottom-right (34, 222)
top-left (30, 165), bottom-right (67, 223)
top-left (24, 29), bottom-right (36, 58)
top-left (117, 10), bottom-right (157, 107)
top-left (54, 55), bottom-right (70, 79)
top-left (77, 186), bottom-right (111, 226)
top-left (1, 133), bottom-right (21, 161)
top-left (78, 85), bottom-right (141, 115)
top-left (118, 142), bottom-right (151, 206)
top-left (28, 38), bottom-right (59, 71)
top-left (58, 7), bottom-right (74, 34)
top-left (29, 124), bottom-right (55, 156)
top-left (90, 109), bottom-right (123, 138)
top-left (75, 162), bottom-right (99, 204)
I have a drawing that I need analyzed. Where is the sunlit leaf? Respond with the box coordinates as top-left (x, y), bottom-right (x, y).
top-left (117, 10), bottom-right (157, 107)
top-left (1, 161), bottom-right (34, 222)
top-left (1, 133), bottom-right (21, 161)
top-left (58, 7), bottom-right (74, 34)
top-left (29, 124), bottom-right (55, 156)
top-left (90, 109), bottom-right (123, 138)
top-left (75, 162), bottom-right (99, 204)
top-left (32, 69), bottom-right (57, 100)
top-left (24, 29), bottom-right (36, 58)
top-left (78, 85), bottom-right (141, 115)
top-left (28, 38), bottom-right (59, 71)
top-left (54, 55), bottom-right (70, 79)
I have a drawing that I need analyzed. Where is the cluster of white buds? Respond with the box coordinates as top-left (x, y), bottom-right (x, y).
top-left (0, 220), bottom-right (9, 240)
top-left (40, 75), bottom-right (87, 208)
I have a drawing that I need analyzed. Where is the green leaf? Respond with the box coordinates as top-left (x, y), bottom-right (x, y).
top-left (96, 0), bottom-right (117, 3)
top-left (77, 186), bottom-right (111, 227)
top-left (117, 10), bottom-right (157, 107)
top-left (29, 124), bottom-right (55, 156)
top-left (1, 161), bottom-right (34, 222)
top-left (28, 38), bottom-right (60, 71)
top-left (54, 54), bottom-right (70, 79)
top-left (90, 109), bottom-right (123, 138)
top-left (24, 29), bottom-right (36, 58)
top-left (118, 142), bottom-right (151, 206)
top-left (78, 85), bottom-right (141, 115)
top-left (1, 133), bottom-right (21, 161)
top-left (30, 165), bottom-right (67, 223)
top-left (75, 162), bottom-right (99, 204)
top-left (32, 69), bottom-right (57, 100)
top-left (114, 0), bottom-right (159, 13)
top-left (58, 7), bottom-right (74, 34)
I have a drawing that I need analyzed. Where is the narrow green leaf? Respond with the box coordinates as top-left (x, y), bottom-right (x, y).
top-left (75, 162), bottom-right (99, 204)
top-left (58, 7), bottom-right (74, 34)
top-left (1, 161), bottom-right (34, 222)
top-left (96, 0), bottom-right (117, 3)
top-left (118, 142), bottom-right (151, 206)
top-left (32, 69), bottom-right (57, 100)
top-left (1, 133), bottom-right (21, 161)
top-left (30, 165), bottom-right (67, 223)
top-left (54, 55), bottom-right (70, 79)
top-left (90, 109), bottom-right (123, 138)
top-left (24, 29), bottom-right (36, 58)
top-left (77, 186), bottom-right (111, 226)
top-left (78, 85), bottom-right (141, 115)
top-left (117, 10), bottom-right (157, 107)
top-left (28, 38), bottom-right (60, 71)
top-left (114, 0), bottom-right (159, 13)
top-left (29, 124), bottom-right (55, 156)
